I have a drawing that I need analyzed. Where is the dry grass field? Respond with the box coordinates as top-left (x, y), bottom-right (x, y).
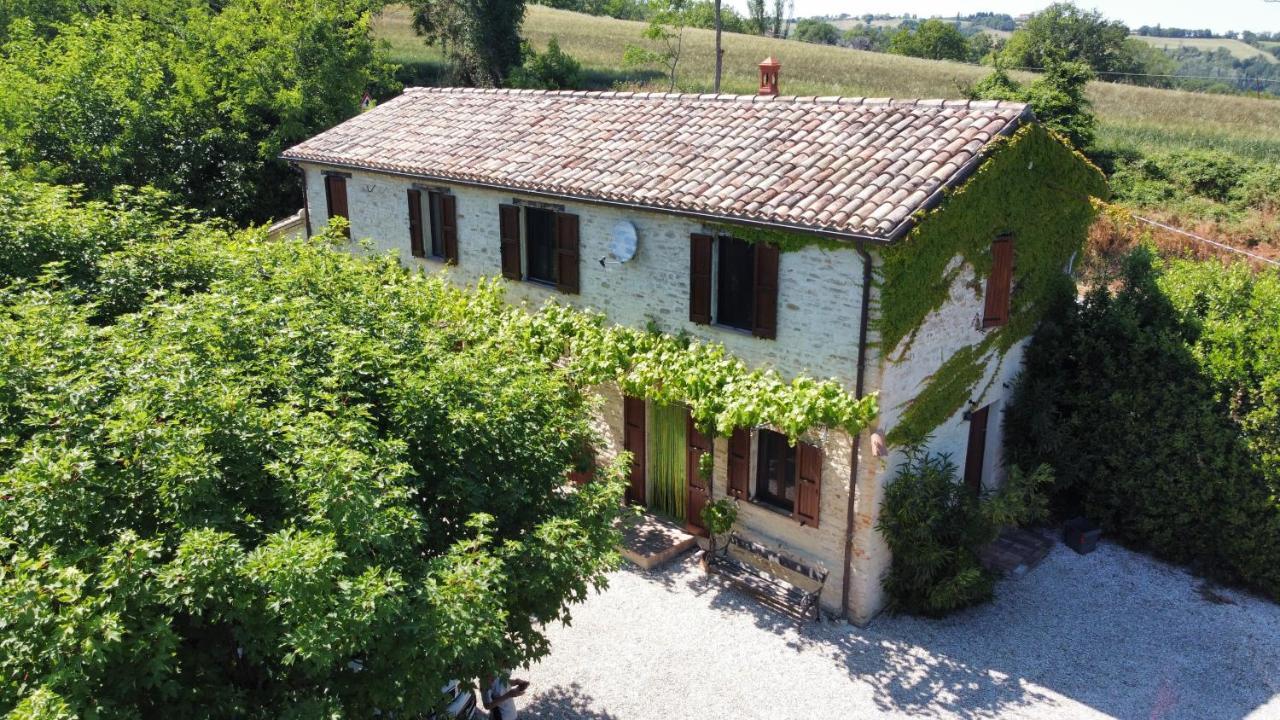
top-left (374, 5), bottom-right (1280, 162)
top-left (1134, 35), bottom-right (1277, 63)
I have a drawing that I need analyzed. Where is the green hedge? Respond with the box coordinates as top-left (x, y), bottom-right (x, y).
top-left (1005, 248), bottom-right (1280, 599)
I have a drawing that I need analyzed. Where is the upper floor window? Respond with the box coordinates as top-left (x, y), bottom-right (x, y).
top-left (499, 203), bottom-right (580, 294)
top-left (324, 173), bottom-right (350, 238)
top-left (982, 235), bottom-right (1014, 328)
top-left (689, 233), bottom-right (778, 339)
top-left (408, 189), bottom-right (458, 264)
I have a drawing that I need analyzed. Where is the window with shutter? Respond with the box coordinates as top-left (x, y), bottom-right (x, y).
top-left (755, 429), bottom-right (796, 513)
top-left (525, 208), bottom-right (557, 284)
top-left (440, 194), bottom-right (459, 265)
top-left (689, 234), bottom-right (713, 324)
top-left (324, 175), bottom-right (349, 238)
top-left (727, 427), bottom-right (750, 499)
top-left (407, 190), bottom-right (425, 258)
top-left (982, 235), bottom-right (1014, 328)
top-left (499, 204), bottom-right (521, 280)
top-left (963, 405), bottom-right (990, 494)
top-left (427, 191), bottom-right (446, 259)
top-left (555, 212), bottom-right (580, 294)
top-left (716, 236), bottom-right (754, 331)
top-left (794, 441), bottom-right (822, 528)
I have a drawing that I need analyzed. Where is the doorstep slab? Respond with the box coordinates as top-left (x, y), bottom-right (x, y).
top-left (980, 526), bottom-right (1055, 578)
top-left (621, 511), bottom-right (697, 570)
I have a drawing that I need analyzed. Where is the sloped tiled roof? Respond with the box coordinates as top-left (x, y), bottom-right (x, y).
top-left (282, 87), bottom-right (1030, 241)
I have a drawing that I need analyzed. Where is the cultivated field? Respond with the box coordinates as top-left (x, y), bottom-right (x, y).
top-left (374, 5), bottom-right (1280, 162)
top-left (1134, 35), bottom-right (1277, 63)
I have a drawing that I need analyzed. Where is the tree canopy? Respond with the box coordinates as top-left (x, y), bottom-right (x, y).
top-left (887, 18), bottom-right (969, 61)
top-left (0, 174), bottom-right (626, 716)
top-left (0, 0), bottom-right (395, 224)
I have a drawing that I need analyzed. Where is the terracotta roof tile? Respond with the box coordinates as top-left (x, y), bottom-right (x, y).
top-left (282, 88), bottom-right (1028, 240)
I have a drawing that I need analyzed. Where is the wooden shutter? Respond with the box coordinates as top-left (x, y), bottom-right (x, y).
top-left (963, 405), bottom-right (990, 494)
top-left (752, 242), bottom-right (779, 339)
top-left (794, 441), bottom-right (822, 528)
top-left (324, 175), bottom-right (349, 237)
top-left (727, 427), bottom-right (751, 500)
top-left (555, 212), bottom-right (580, 294)
top-left (623, 396), bottom-right (647, 506)
top-left (499, 204), bottom-right (521, 280)
top-left (982, 235), bottom-right (1014, 328)
top-left (689, 233), bottom-right (713, 324)
top-left (685, 410), bottom-right (712, 533)
top-left (440, 194), bottom-right (459, 265)
top-left (407, 189), bottom-right (425, 258)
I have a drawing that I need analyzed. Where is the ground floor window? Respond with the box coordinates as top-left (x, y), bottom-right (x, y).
top-left (755, 429), bottom-right (796, 512)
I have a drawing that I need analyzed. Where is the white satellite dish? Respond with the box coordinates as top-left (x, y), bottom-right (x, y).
top-left (609, 220), bottom-right (638, 263)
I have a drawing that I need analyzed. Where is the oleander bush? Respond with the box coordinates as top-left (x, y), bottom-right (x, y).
top-left (878, 450), bottom-right (1050, 617)
top-left (1005, 247), bottom-right (1280, 599)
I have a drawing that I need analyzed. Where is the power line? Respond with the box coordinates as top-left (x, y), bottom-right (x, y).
top-left (1129, 215), bottom-right (1280, 268)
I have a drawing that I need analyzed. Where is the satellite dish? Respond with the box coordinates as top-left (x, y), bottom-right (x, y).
top-left (609, 220), bottom-right (638, 263)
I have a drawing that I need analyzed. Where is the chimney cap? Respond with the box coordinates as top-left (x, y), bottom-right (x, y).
top-left (759, 55), bottom-right (781, 68)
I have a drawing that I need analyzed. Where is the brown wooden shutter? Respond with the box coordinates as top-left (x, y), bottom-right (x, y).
top-left (794, 441), bottom-right (822, 528)
top-left (982, 235), bottom-right (1014, 328)
top-left (407, 189), bottom-right (425, 258)
top-left (752, 242), bottom-right (779, 339)
top-left (555, 212), bottom-right (580, 294)
top-left (499, 204), bottom-right (521, 280)
top-left (440, 194), bottom-right (459, 265)
top-left (689, 233), bottom-right (713, 324)
top-left (963, 405), bottom-right (990, 494)
top-left (685, 410), bottom-right (711, 533)
top-left (325, 175), bottom-right (349, 237)
top-left (727, 427), bottom-right (751, 500)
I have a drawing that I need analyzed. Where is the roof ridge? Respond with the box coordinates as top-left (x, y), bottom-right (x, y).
top-left (401, 86), bottom-right (1028, 111)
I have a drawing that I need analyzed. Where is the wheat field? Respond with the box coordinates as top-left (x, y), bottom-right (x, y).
top-left (374, 5), bottom-right (1280, 161)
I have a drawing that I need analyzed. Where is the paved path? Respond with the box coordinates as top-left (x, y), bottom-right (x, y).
top-left (523, 541), bottom-right (1280, 719)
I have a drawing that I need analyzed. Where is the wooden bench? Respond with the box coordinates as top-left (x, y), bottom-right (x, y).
top-left (707, 533), bottom-right (829, 622)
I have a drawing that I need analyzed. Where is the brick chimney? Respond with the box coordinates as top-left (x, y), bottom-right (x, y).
top-left (758, 56), bottom-right (781, 96)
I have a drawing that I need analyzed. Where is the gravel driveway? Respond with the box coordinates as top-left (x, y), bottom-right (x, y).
top-left (522, 540), bottom-right (1280, 719)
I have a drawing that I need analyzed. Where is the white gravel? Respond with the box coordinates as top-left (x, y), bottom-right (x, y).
top-left (521, 540), bottom-right (1280, 719)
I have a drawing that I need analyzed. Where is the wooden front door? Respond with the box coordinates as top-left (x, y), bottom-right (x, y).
top-left (963, 404), bottom-right (990, 494)
top-left (685, 409), bottom-right (711, 535)
top-left (623, 396), bottom-right (647, 505)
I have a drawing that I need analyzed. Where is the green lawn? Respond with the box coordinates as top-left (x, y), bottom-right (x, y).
top-left (374, 5), bottom-right (1280, 162)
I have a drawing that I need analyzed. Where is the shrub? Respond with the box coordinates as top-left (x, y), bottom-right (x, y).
top-left (507, 37), bottom-right (584, 90)
top-left (1005, 248), bottom-right (1280, 599)
top-left (878, 449), bottom-right (1050, 617)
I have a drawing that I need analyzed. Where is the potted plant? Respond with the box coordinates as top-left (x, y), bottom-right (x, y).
top-left (700, 497), bottom-right (738, 568)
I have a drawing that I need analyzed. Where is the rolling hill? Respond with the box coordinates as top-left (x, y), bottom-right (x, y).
top-left (374, 5), bottom-right (1280, 163)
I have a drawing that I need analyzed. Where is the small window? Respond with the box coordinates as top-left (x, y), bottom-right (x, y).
top-left (716, 236), bottom-right (755, 331)
top-left (428, 191), bottom-right (446, 259)
top-left (525, 207), bottom-right (558, 284)
top-left (982, 236), bottom-right (1014, 328)
top-left (755, 429), bottom-right (796, 512)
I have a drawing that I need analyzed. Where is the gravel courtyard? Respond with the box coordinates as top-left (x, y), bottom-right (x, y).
top-left (522, 540), bottom-right (1280, 719)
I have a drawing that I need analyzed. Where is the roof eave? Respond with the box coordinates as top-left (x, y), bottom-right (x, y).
top-left (879, 106), bottom-right (1032, 243)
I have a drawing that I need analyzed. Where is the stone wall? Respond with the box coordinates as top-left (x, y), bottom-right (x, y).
top-left (301, 164), bottom-right (867, 385)
top-left (298, 161), bottom-right (901, 622)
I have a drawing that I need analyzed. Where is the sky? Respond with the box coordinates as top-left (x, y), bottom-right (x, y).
top-left (730, 0), bottom-right (1280, 35)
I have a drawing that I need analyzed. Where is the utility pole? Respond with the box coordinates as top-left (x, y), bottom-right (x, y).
top-left (714, 0), bottom-right (723, 92)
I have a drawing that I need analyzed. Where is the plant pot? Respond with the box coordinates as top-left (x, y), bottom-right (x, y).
top-left (1063, 517), bottom-right (1101, 554)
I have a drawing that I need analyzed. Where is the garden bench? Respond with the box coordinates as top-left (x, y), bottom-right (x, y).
top-left (708, 533), bottom-right (828, 622)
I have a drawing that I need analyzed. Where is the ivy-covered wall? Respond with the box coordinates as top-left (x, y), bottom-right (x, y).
top-left (879, 124), bottom-right (1108, 447)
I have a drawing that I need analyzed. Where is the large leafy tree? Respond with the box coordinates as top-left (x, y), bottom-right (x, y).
top-left (0, 175), bottom-right (626, 717)
top-left (1000, 2), bottom-right (1131, 72)
top-left (0, 0), bottom-right (395, 224)
top-left (887, 18), bottom-right (968, 61)
top-left (409, 0), bottom-right (526, 86)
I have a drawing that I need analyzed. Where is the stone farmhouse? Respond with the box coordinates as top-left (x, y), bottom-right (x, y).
top-left (282, 62), bottom-right (1106, 625)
